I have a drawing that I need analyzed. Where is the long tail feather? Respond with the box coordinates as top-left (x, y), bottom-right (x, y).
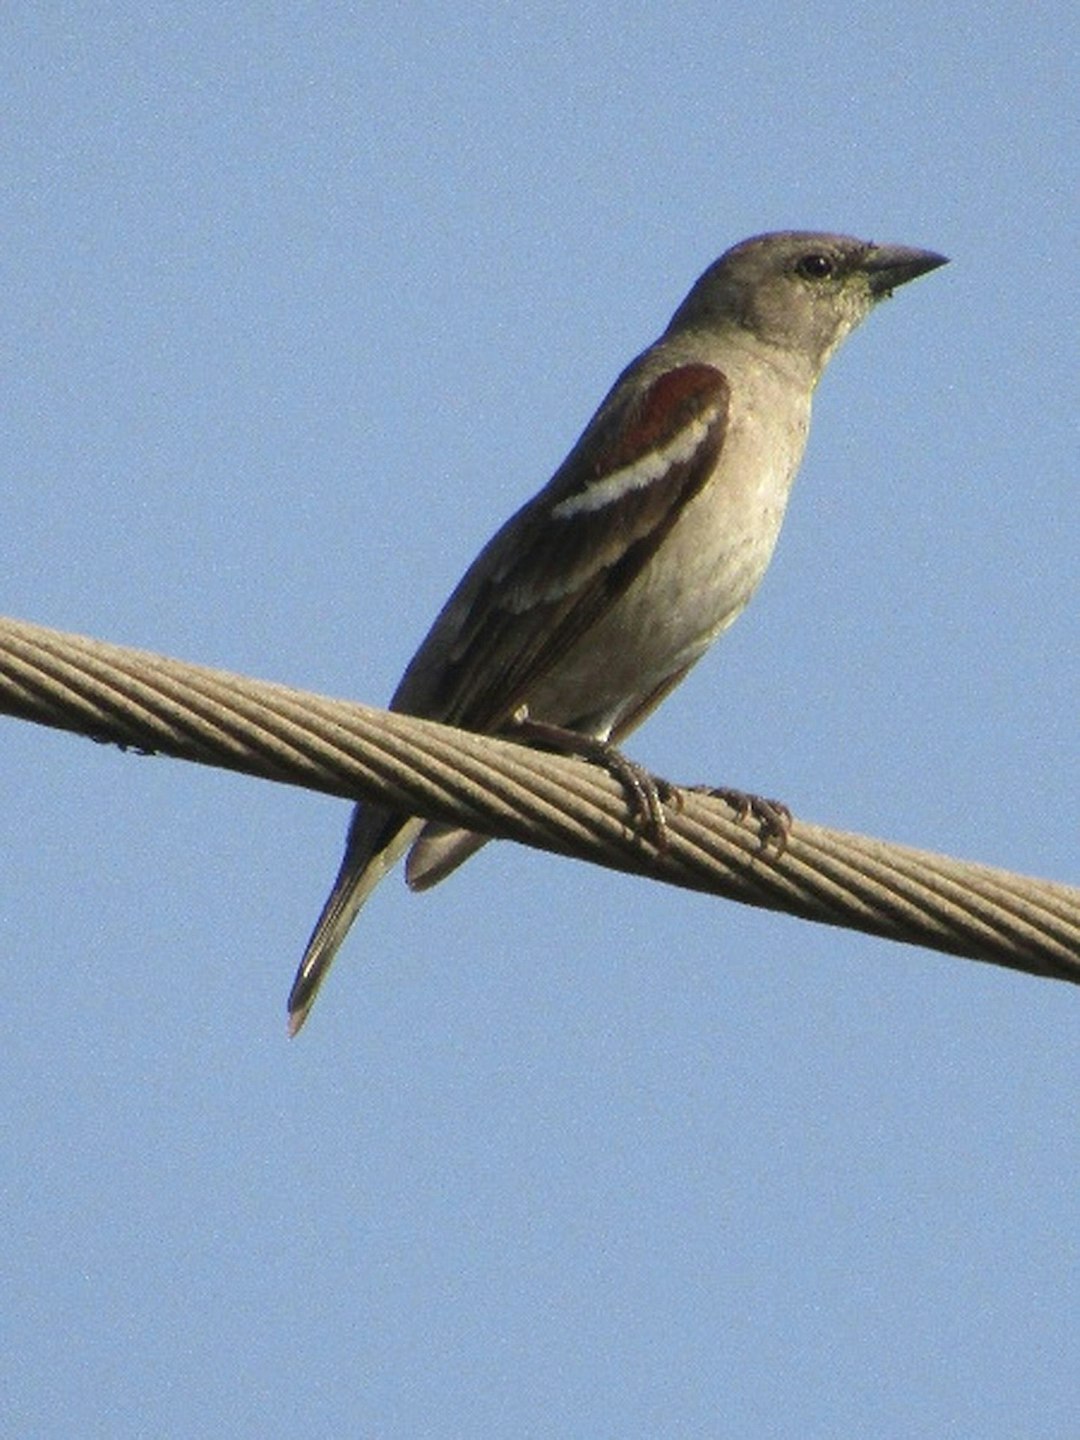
top-left (287, 808), bottom-right (423, 1034)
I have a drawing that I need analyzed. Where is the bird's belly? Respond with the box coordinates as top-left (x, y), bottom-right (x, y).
top-left (526, 435), bottom-right (801, 736)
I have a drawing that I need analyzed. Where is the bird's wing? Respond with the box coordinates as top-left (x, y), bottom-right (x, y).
top-left (288, 363), bottom-right (729, 1031)
top-left (392, 361), bottom-right (730, 733)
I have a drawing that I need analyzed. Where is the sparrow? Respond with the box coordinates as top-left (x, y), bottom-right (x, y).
top-left (288, 230), bottom-right (948, 1032)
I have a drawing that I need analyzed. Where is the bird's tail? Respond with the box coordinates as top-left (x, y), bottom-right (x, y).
top-left (287, 807), bottom-right (424, 1035)
top-left (404, 822), bottom-right (490, 891)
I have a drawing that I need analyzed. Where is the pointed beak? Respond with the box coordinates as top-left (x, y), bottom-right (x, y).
top-left (865, 244), bottom-right (949, 297)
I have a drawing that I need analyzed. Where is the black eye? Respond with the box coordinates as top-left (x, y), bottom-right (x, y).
top-left (795, 253), bottom-right (835, 280)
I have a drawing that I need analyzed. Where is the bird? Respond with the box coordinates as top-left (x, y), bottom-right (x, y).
top-left (288, 230), bottom-right (948, 1033)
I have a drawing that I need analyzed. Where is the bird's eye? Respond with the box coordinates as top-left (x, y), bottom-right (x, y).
top-left (795, 254), bottom-right (835, 280)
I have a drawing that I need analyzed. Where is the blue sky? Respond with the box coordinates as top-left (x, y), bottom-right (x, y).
top-left (3, 4), bottom-right (1077, 1436)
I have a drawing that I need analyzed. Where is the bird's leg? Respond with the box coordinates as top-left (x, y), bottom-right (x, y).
top-left (507, 707), bottom-right (674, 848)
top-left (688, 785), bottom-right (793, 855)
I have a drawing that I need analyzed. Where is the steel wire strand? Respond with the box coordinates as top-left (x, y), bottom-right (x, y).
top-left (1, 614), bottom-right (1077, 986)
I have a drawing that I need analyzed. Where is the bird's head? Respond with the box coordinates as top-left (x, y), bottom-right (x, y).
top-left (669, 231), bottom-right (948, 378)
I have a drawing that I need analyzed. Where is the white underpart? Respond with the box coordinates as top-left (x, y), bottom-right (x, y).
top-left (551, 412), bottom-right (716, 519)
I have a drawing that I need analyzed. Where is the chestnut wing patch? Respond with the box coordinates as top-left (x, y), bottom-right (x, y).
top-left (399, 363), bottom-right (730, 732)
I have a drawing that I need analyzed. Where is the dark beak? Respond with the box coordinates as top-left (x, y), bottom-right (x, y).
top-left (865, 244), bottom-right (949, 298)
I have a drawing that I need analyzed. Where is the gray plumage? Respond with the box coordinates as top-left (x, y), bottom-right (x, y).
top-left (288, 231), bottom-right (947, 1033)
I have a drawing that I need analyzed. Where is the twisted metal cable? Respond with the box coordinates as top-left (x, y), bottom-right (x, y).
top-left (2, 613), bottom-right (1077, 986)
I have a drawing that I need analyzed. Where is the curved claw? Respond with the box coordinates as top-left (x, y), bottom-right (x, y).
top-left (508, 711), bottom-right (674, 850)
top-left (694, 786), bottom-right (793, 856)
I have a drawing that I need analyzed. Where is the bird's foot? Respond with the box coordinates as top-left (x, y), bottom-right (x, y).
top-left (508, 709), bottom-right (674, 848)
top-left (690, 785), bottom-right (792, 855)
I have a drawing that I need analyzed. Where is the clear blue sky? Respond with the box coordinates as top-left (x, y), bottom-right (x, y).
top-left (3, 4), bottom-right (1077, 1436)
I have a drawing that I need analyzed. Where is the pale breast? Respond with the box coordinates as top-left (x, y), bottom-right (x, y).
top-left (525, 376), bottom-right (811, 736)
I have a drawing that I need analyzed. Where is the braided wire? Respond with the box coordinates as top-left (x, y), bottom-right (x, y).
top-left (2, 614), bottom-right (1077, 985)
